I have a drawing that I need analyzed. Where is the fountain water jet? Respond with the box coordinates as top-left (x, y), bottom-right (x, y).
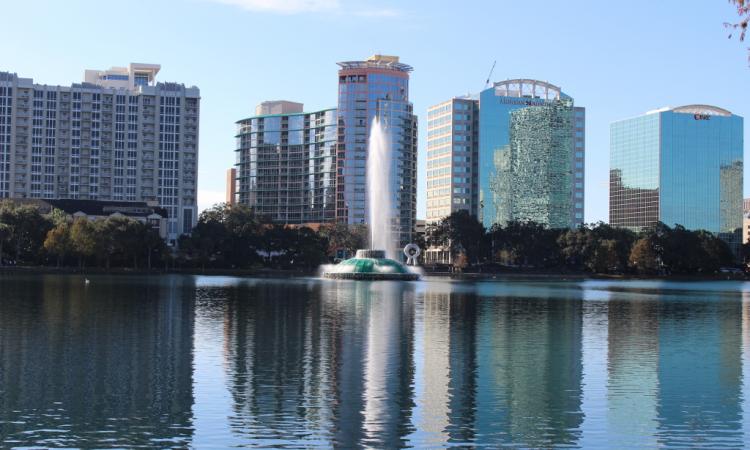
top-left (367, 117), bottom-right (395, 258)
top-left (322, 117), bottom-right (419, 280)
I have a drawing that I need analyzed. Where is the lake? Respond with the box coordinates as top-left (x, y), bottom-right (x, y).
top-left (1, 274), bottom-right (749, 448)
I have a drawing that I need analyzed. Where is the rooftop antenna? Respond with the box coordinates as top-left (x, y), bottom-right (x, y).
top-left (484, 60), bottom-right (496, 90)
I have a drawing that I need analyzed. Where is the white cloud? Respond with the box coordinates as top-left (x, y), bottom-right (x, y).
top-left (198, 189), bottom-right (227, 213)
top-left (206, 0), bottom-right (402, 17)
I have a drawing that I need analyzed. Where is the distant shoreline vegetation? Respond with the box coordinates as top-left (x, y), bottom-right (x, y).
top-left (0, 201), bottom-right (744, 276)
top-left (426, 210), bottom-right (743, 276)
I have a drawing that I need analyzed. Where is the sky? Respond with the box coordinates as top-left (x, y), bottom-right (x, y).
top-left (1, 0), bottom-right (748, 223)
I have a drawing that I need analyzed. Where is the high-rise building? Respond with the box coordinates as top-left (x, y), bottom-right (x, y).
top-left (478, 79), bottom-right (585, 229)
top-left (235, 101), bottom-right (337, 224)
top-left (0, 63), bottom-right (200, 244)
top-left (493, 101), bottom-right (576, 228)
top-left (336, 55), bottom-right (418, 249)
top-left (426, 97), bottom-right (479, 222)
top-left (610, 104), bottom-right (743, 250)
top-left (226, 167), bottom-right (236, 205)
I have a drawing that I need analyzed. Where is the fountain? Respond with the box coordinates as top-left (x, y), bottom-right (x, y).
top-left (323, 117), bottom-right (420, 281)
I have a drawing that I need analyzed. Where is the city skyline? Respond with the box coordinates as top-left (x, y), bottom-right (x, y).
top-left (0, 0), bottom-right (747, 224)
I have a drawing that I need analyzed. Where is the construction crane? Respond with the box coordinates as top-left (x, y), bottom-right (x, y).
top-left (484, 60), bottom-right (496, 90)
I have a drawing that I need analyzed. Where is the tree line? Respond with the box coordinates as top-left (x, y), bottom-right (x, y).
top-left (0, 201), bottom-right (168, 269)
top-left (427, 210), bottom-right (740, 275)
top-left (0, 202), bottom-right (367, 271)
top-left (0, 201), bottom-right (742, 275)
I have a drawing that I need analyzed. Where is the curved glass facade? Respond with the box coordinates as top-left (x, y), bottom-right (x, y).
top-left (235, 108), bottom-right (337, 223)
top-left (610, 108), bottom-right (744, 252)
top-left (490, 101), bottom-right (574, 228)
top-left (478, 82), bottom-right (584, 229)
top-left (336, 57), bottom-right (418, 249)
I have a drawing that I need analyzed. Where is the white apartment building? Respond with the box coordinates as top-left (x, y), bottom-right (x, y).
top-left (0, 63), bottom-right (199, 244)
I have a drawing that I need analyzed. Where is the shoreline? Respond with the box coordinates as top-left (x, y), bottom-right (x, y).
top-left (0, 265), bottom-right (746, 282)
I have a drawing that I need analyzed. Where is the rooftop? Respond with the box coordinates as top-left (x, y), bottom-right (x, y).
top-left (490, 79), bottom-right (566, 100)
top-left (646, 104), bottom-right (733, 117)
top-left (337, 54), bottom-right (413, 72)
top-left (255, 100), bottom-right (304, 116)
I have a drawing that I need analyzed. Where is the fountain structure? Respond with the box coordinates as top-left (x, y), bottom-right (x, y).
top-left (323, 117), bottom-right (420, 281)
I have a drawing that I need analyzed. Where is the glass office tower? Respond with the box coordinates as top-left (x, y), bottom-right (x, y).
top-left (235, 101), bottom-right (337, 224)
top-left (610, 105), bottom-right (744, 251)
top-left (492, 101), bottom-right (575, 228)
top-left (336, 55), bottom-right (418, 249)
top-left (479, 79), bottom-right (584, 229)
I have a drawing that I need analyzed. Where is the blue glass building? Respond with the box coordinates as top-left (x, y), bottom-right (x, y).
top-left (336, 55), bottom-right (418, 249)
top-left (610, 105), bottom-right (744, 251)
top-left (478, 79), bottom-right (585, 229)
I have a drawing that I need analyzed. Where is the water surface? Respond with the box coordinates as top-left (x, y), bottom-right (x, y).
top-left (1, 274), bottom-right (749, 448)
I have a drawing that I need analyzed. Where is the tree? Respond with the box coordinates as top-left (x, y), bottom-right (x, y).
top-left (179, 203), bottom-right (265, 269)
top-left (117, 217), bottom-right (147, 269)
top-left (70, 218), bottom-right (97, 268)
top-left (318, 223), bottom-right (367, 259)
top-left (143, 227), bottom-right (167, 270)
top-left (44, 222), bottom-right (72, 267)
top-left (48, 208), bottom-right (69, 227)
top-left (0, 201), bottom-right (52, 265)
top-left (558, 223), bottom-right (635, 273)
top-left (489, 220), bottom-right (561, 268)
top-left (284, 227), bottom-right (329, 269)
top-left (453, 252), bottom-right (468, 273)
top-left (727, 0), bottom-right (749, 63)
top-left (629, 237), bottom-right (660, 274)
top-left (428, 210), bottom-right (487, 265)
top-left (94, 217), bottom-right (119, 268)
top-left (589, 239), bottom-right (620, 273)
top-left (0, 223), bottom-right (10, 266)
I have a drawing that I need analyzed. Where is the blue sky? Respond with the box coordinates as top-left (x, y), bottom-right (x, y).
top-left (1, 0), bottom-right (747, 222)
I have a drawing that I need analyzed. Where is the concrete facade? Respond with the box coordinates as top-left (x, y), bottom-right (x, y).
top-left (0, 63), bottom-right (199, 244)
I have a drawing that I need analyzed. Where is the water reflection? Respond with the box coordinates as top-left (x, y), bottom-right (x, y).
top-left (0, 274), bottom-right (195, 448)
top-left (1, 275), bottom-right (750, 448)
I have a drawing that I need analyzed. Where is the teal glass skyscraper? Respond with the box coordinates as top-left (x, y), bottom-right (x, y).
top-left (493, 101), bottom-right (575, 228)
top-left (479, 79), bottom-right (585, 229)
top-left (610, 105), bottom-right (744, 250)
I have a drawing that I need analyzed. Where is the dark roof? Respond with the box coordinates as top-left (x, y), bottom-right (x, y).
top-left (46, 199), bottom-right (168, 218)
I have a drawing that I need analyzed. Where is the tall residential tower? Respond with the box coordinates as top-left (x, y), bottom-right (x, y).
top-left (235, 101), bottom-right (337, 224)
top-left (336, 55), bottom-right (418, 249)
top-left (0, 63), bottom-right (200, 244)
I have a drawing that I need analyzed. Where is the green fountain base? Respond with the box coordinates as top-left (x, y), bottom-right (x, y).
top-left (323, 250), bottom-right (420, 281)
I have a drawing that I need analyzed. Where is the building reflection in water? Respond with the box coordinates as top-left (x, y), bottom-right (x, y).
top-left (220, 280), bottom-right (417, 449)
top-left (0, 274), bottom-right (195, 448)
top-left (7, 275), bottom-right (747, 448)
top-left (475, 284), bottom-right (584, 447)
top-left (409, 284), bottom-right (479, 447)
top-left (606, 292), bottom-right (659, 447)
top-left (655, 288), bottom-right (743, 447)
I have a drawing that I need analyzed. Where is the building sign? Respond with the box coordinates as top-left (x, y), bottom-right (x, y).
top-left (694, 114), bottom-right (711, 120)
top-left (496, 97), bottom-right (549, 107)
